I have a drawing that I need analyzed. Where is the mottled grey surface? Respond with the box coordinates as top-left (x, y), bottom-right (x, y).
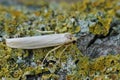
top-left (77, 33), bottom-right (120, 58)
top-left (76, 17), bottom-right (120, 58)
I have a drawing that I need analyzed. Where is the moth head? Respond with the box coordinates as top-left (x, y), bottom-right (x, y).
top-left (64, 33), bottom-right (77, 43)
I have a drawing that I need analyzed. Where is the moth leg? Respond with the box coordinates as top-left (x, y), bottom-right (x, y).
top-left (58, 45), bottom-right (70, 64)
top-left (42, 45), bottom-right (63, 66)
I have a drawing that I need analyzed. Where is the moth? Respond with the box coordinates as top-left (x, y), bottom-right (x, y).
top-left (6, 33), bottom-right (76, 49)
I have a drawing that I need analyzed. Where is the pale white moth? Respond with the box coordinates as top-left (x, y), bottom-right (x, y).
top-left (6, 33), bottom-right (76, 49)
